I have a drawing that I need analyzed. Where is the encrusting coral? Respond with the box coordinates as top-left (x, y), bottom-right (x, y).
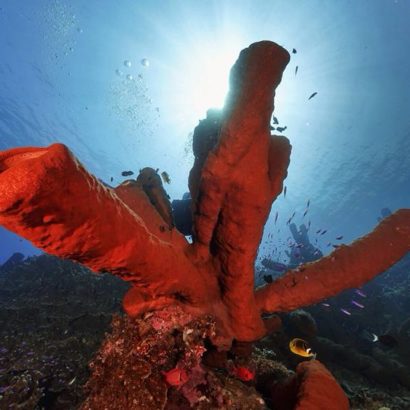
top-left (0, 41), bottom-right (409, 408)
top-left (81, 306), bottom-right (269, 409)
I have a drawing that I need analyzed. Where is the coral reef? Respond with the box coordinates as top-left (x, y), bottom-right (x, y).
top-left (1, 253), bottom-right (409, 409)
top-left (0, 254), bottom-right (128, 407)
top-left (0, 41), bottom-right (410, 408)
top-left (81, 307), bottom-right (269, 410)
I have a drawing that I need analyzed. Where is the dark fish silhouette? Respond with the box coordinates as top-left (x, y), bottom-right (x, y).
top-left (303, 209), bottom-right (308, 217)
top-left (284, 186), bottom-right (287, 197)
top-left (264, 275), bottom-right (273, 283)
top-left (270, 125), bottom-right (275, 130)
top-left (161, 171), bottom-right (171, 184)
top-left (321, 230), bottom-right (327, 235)
top-left (121, 170), bottom-right (134, 177)
top-left (336, 235), bottom-right (343, 240)
top-left (275, 211), bottom-right (279, 224)
top-left (306, 199), bottom-right (310, 208)
top-left (295, 65), bottom-right (298, 76)
top-left (276, 126), bottom-right (287, 132)
top-left (316, 229), bottom-right (321, 234)
top-left (308, 92), bottom-right (318, 100)
top-left (110, 177), bottom-right (114, 182)
top-left (272, 116), bottom-right (279, 124)
top-left (292, 48), bottom-right (297, 54)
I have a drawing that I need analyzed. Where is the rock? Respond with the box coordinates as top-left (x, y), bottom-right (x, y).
top-left (0, 252), bottom-right (25, 272)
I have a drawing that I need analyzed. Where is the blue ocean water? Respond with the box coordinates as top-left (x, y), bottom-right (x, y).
top-left (0, 0), bottom-right (409, 264)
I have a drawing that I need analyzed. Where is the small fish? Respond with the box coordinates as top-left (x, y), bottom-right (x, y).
top-left (284, 186), bottom-right (287, 197)
top-left (321, 303), bottom-right (330, 307)
top-left (289, 338), bottom-right (316, 359)
top-left (308, 92), bottom-right (318, 100)
top-left (370, 333), bottom-right (378, 342)
top-left (292, 48), bottom-right (297, 54)
top-left (307, 220), bottom-right (311, 228)
top-left (276, 126), bottom-right (287, 132)
top-left (68, 376), bottom-right (76, 385)
top-left (336, 235), bottom-right (343, 240)
top-left (295, 65), bottom-right (298, 76)
top-left (306, 199), bottom-right (310, 208)
top-left (303, 209), bottom-right (308, 217)
top-left (355, 289), bottom-right (367, 298)
top-left (121, 170), bottom-right (134, 177)
top-left (365, 332), bottom-right (398, 348)
top-left (275, 211), bottom-right (279, 224)
top-left (272, 116), bottom-right (279, 124)
top-left (320, 230), bottom-right (327, 235)
top-left (263, 275), bottom-right (273, 283)
top-left (230, 366), bottom-right (255, 381)
top-left (161, 171), bottom-right (171, 184)
top-left (287, 213), bottom-right (296, 224)
top-left (316, 229), bottom-right (321, 234)
top-left (340, 308), bottom-right (351, 316)
top-left (362, 330), bottom-right (379, 342)
top-left (270, 125), bottom-right (275, 130)
top-left (351, 300), bottom-right (364, 308)
top-left (271, 262), bottom-right (287, 272)
top-left (110, 177), bottom-right (114, 182)
top-left (332, 244), bottom-right (339, 248)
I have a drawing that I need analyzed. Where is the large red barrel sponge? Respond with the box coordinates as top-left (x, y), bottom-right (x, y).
top-left (270, 360), bottom-right (349, 410)
top-left (294, 361), bottom-right (349, 410)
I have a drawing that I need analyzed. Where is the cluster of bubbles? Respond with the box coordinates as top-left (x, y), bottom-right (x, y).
top-left (115, 58), bottom-right (150, 80)
top-left (183, 132), bottom-right (194, 158)
top-left (110, 57), bottom-right (159, 139)
top-left (41, 0), bottom-right (83, 65)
